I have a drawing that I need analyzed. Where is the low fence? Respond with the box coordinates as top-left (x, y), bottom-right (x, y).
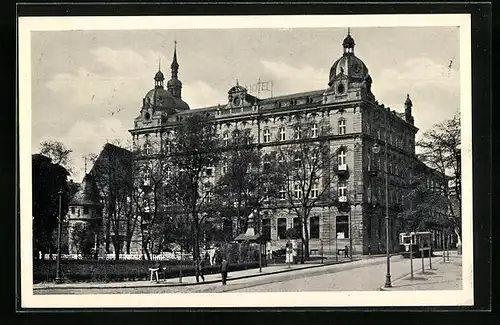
top-left (42, 253), bottom-right (194, 261)
top-left (33, 259), bottom-right (260, 283)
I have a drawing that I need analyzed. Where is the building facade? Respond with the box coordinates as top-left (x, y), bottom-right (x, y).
top-left (129, 31), bottom-right (442, 256)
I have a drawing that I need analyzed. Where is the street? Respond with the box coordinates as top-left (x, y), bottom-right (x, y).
top-left (35, 253), bottom-right (462, 295)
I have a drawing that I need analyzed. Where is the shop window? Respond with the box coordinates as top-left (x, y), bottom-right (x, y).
top-left (336, 215), bottom-right (349, 239)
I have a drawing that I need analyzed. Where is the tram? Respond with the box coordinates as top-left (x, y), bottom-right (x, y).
top-left (399, 231), bottom-right (433, 258)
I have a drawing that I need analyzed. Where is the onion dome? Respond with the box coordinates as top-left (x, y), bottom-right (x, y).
top-left (154, 70), bottom-right (165, 82)
top-left (228, 79), bottom-right (247, 94)
top-left (328, 29), bottom-right (371, 87)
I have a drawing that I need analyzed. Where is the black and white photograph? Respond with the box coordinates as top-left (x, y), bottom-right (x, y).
top-left (19, 13), bottom-right (473, 308)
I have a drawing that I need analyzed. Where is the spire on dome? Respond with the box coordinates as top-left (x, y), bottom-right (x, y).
top-left (171, 40), bottom-right (179, 78)
top-left (342, 28), bottom-right (355, 54)
top-left (405, 94), bottom-right (413, 107)
top-left (167, 41), bottom-right (182, 98)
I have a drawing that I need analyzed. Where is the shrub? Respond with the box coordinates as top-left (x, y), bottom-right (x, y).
top-left (33, 259), bottom-right (260, 282)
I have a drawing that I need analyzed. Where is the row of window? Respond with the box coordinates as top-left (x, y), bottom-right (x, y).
top-left (70, 206), bottom-right (90, 215)
top-left (260, 215), bottom-right (349, 240)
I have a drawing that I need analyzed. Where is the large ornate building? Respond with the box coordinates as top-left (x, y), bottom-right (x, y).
top-left (129, 31), bottom-right (446, 256)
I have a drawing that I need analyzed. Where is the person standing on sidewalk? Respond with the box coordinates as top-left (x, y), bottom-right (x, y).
top-left (220, 257), bottom-right (229, 285)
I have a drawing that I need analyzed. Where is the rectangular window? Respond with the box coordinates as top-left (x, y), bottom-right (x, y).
top-left (311, 183), bottom-right (319, 199)
top-left (206, 191), bottom-right (213, 203)
top-left (263, 128), bottom-right (271, 143)
top-left (310, 216), bottom-right (320, 239)
top-left (70, 207), bottom-right (75, 214)
top-left (279, 126), bottom-right (286, 141)
top-left (279, 186), bottom-right (286, 200)
top-left (223, 132), bottom-right (229, 146)
top-left (277, 218), bottom-right (287, 240)
top-left (338, 181), bottom-right (347, 198)
top-left (294, 183), bottom-right (302, 199)
top-left (262, 219), bottom-right (271, 241)
top-left (83, 207), bottom-right (89, 215)
top-left (293, 217), bottom-right (302, 237)
top-left (337, 149), bottom-right (346, 166)
top-left (311, 123), bottom-right (318, 138)
top-left (222, 161), bottom-right (228, 175)
top-left (336, 215), bottom-right (349, 239)
top-left (338, 119), bottom-right (346, 135)
top-left (294, 155), bottom-right (302, 168)
top-left (294, 126), bottom-right (301, 140)
top-left (205, 167), bottom-right (214, 177)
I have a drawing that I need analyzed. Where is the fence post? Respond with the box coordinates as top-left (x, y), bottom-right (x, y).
top-left (420, 240), bottom-right (425, 274)
top-left (409, 242), bottom-right (413, 279)
top-left (428, 247), bottom-right (432, 269)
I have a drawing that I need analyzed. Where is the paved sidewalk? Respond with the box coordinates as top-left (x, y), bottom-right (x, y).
top-left (33, 256), bottom-right (358, 291)
top-left (382, 253), bottom-right (462, 291)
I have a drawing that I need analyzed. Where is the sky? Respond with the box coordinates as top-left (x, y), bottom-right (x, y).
top-left (30, 26), bottom-right (460, 182)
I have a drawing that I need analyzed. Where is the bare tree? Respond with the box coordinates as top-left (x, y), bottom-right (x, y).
top-left (416, 113), bottom-right (461, 244)
top-left (212, 128), bottom-right (286, 237)
top-left (277, 117), bottom-right (339, 263)
top-left (130, 147), bottom-right (170, 260)
top-left (167, 114), bottom-right (222, 262)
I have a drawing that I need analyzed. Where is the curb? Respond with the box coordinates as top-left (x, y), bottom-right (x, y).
top-left (378, 256), bottom-right (451, 291)
top-left (34, 258), bottom-right (362, 291)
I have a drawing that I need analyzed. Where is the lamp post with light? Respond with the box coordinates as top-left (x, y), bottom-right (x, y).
top-left (372, 126), bottom-right (392, 288)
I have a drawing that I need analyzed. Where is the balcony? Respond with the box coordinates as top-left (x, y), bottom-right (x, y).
top-left (334, 164), bottom-right (349, 177)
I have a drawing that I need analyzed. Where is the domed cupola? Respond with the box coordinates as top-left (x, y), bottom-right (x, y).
top-left (143, 64), bottom-right (175, 111)
top-left (325, 29), bottom-right (375, 102)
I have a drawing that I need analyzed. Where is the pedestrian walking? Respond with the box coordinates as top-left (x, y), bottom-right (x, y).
top-left (344, 245), bottom-right (349, 258)
top-left (220, 257), bottom-right (229, 285)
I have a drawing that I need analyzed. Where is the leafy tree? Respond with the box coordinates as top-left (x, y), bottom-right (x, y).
top-left (277, 117), bottom-right (339, 263)
top-left (88, 143), bottom-right (136, 259)
top-left (39, 140), bottom-right (73, 173)
top-left (71, 222), bottom-right (97, 259)
top-left (32, 154), bottom-right (70, 259)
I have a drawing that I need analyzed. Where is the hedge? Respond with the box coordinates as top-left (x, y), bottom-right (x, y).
top-left (33, 259), bottom-right (261, 283)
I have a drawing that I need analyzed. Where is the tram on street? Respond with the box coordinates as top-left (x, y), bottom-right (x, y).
top-left (399, 231), bottom-right (433, 258)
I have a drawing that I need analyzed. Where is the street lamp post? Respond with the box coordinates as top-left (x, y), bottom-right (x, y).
top-left (372, 113), bottom-right (392, 288)
top-left (55, 190), bottom-right (63, 284)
